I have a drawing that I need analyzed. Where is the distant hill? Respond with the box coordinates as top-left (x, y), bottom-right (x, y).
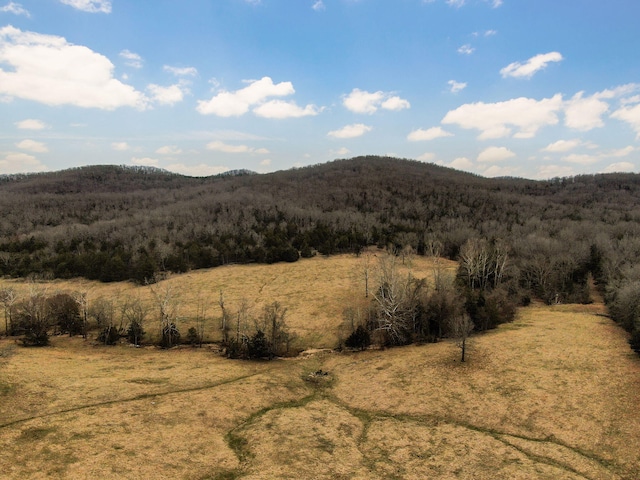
top-left (1, 156), bottom-right (640, 284)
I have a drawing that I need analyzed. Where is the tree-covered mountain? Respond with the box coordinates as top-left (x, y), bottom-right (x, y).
top-left (3, 155), bottom-right (640, 353)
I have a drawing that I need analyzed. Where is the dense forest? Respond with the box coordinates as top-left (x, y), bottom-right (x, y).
top-left (1, 156), bottom-right (640, 354)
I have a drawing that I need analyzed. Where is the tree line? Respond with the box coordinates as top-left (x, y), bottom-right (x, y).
top-left (1, 156), bottom-right (640, 355)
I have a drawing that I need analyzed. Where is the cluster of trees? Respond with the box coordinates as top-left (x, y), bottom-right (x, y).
top-left (1, 157), bottom-right (640, 355)
top-left (0, 281), bottom-right (295, 359)
top-left (342, 246), bottom-right (518, 361)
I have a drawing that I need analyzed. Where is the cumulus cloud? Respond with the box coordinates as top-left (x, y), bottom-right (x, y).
top-left (562, 153), bottom-right (598, 165)
top-left (1, 2), bottom-right (30, 16)
top-left (163, 65), bottom-right (197, 77)
top-left (343, 88), bottom-right (410, 114)
top-left (327, 123), bottom-right (372, 139)
top-left (500, 52), bottom-right (563, 79)
top-left (16, 139), bottom-right (48, 153)
top-left (0, 26), bottom-right (148, 110)
top-left (156, 145), bottom-right (182, 155)
top-left (541, 139), bottom-right (583, 152)
top-left (612, 103), bottom-right (640, 138)
top-left (206, 140), bottom-right (268, 154)
top-left (0, 152), bottom-right (47, 174)
top-left (166, 163), bottom-right (229, 177)
top-left (407, 127), bottom-right (453, 141)
top-left (131, 157), bottom-right (159, 167)
top-left (60, 0), bottom-right (111, 13)
top-left (197, 76), bottom-right (295, 117)
top-left (448, 80), bottom-right (467, 93)
top-left (111, 142), bottom-right (130, 151)
top-left (331, 147), bottom-right (351, 156)
top-left (535, 165), bottom-right (576, 179)
top-left (312, 0), bottom-right (325, 11)
top-left (15, 119), bottom-right (47, 130)
top-left (602, 162), bottom-right (635, 173)
top-left (564, 91), bottom-right (609, 130)
top-left (260, 159), bottom-right (272, 166)
top-left (442, 94), bottom-right (563, 139)
top-left (457, 44), bottom-right (475, 55)
top-left (477, 146), bottom-right (515, 163)
top-left (253, 100), bottom-right (320, 119)
top-left (450, 157), bottom-right (473, 170)
top-left (416, 152), bottom-right (436, 162)
top-left (147, 84), bottom-right (186, 106)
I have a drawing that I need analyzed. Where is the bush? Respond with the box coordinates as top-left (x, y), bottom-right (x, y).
top-left (186, 327), bottom-right (200, 347)
top-left (127, 320), bottom-right (145, 346)
top-left (629, 329), bottom-right (640, 355)
top-left (160, 322), bottom-right (180, 348)
top-left (247, 330), bottom-right (271, 359)
top-left (97, 326), bottom-right (120, 345)
top-left (344, 325), bottom-right (371, 351)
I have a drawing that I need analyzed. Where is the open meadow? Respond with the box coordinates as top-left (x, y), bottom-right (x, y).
top-left (0, 256), bottom-right (639, 479)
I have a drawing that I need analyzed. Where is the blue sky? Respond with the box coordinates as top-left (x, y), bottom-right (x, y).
top-left (1, 0), bottom-right (639, 178)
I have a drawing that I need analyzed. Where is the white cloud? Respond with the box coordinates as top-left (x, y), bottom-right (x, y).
top-left (381, 96), bottom-right (411, 111)
top-left (447, 0), bottom-right (465, 7)
top-left (448, 80), bottom-right (467, 93)
top-left (417, 152), bottom-right (435, 162)
top-left (312, 0), bottom-right (325, 11)
top-left (481, 165), bottom-right (517, 177)
top-left (489, 0), bottom-right (503, 7)
top-left (197, 76), bottom-right (295, 117)
top-left (562, 153), bottom-right (598, 165)
top-left (457, 44), bottom-right (475, 55)
top-left (166, 163), bottom-right (229, 177)
top-left (111, 142), bottom-right (129, 151)
top-left (542, 139), bottom-right (582, 153)
top-left (147, 83), bottom-right (186, 106)
top-left (260, 158), bottom-right (272, 166)
top-left (602, 162), bottom-right (635, 173)
top-left (343, 88), bottom-right (410, 114)
top-left (119, 49), bottom-right (142, 69)
top-left (450, 157), bottom-right (473, 170)
top-left (206, 140), bottom-right (268, 154)
top-left (331, 147), bottom-right (351, 156)
top-left (131, 157), bottom-right (159, 167)
top-left (500, 52), bottom-right (563, 79)
top-left (328, 123), bottom-right (372, 139)
top-left (1, 2), bottom-right (30, 16)
top-left (612, 103), bottom-right (640, 138)
top-left (15, 119), bottom-right (47, 130)
top-left (621, 95), bottom-right (640, 105)
top-left (163, 65), bottom-right (197, 77)
top-left (477, 146), bottom-right (515, 163)
top-left (16, 139), bottom-right (48, 153)
top-left (442, 94), bottom-right (563, 139)
top-left (484, 29), bottom-right (497, 36)
top-left (407, 127), bottom-right (453, 141)
top-left (535, 165), bottom-right (575, 179)
top-left (0, 152), bottom-right (47, 174)
top-left (606, 146), bottom-right (635, 158)
top-left (564, 91), bottom-right (609, 131)
top-left (60, 0), bottom-right (111, 13)
top-left (253, 100), bottom-right (321, 119)
top-left (0, 26), bottom-right (148, 110)
top-left (156, 145), bottom-right (182, 155)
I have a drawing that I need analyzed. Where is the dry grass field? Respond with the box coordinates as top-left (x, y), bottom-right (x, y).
top-left (0, 252), bottom-right (453, 349)
top-left (1, 256), bottom-right (639, 479)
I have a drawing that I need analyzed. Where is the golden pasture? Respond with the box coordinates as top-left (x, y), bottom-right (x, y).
top-left (0, 256), bottom-right (639, 479)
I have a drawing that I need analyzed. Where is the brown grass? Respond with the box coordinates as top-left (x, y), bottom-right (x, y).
top-left (0, 252), bottom-right (455, 349)
top-left (0, 257), bottom-right (639, 479)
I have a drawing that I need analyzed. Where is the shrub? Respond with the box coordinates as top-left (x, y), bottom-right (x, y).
top-left (127, 320), bottom-right (145, 346)
top-left (629, 329), bottom-right (640, 355)
top-left (160, 322), bottom-right (180, 348)
top-left (247, 330), bottom-right (270, 359)
top-left (97, 326), bottom-right (120, 345)
top-left (344, 325), bottom-right (371, 351)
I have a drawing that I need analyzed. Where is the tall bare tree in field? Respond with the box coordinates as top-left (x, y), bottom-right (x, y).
top-left (0, 287), bottom-right (17, 336)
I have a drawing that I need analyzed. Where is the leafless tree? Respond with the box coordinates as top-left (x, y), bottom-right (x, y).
top-left (0, 287), bottom-right (17, 336)
top-left (451, 313), bottom-right (474, 362)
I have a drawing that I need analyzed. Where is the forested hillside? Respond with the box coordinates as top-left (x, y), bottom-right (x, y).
top-left (1, 156), bottom-right (640, 353)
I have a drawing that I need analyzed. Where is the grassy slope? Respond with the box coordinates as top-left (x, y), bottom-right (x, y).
top-left (0, 257), bottom-right (639, 479)
top-left (0, 252), bottom-right (454, 349)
